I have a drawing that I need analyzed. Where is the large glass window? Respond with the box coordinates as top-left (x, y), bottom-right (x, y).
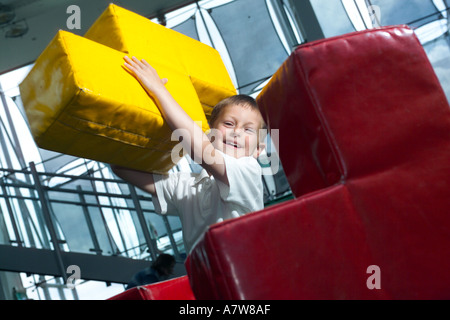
top-left (164, 0), bottom-right (303, 96)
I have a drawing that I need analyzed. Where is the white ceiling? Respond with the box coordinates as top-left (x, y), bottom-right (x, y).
top-left (0, 0), bottom-right (195, 74)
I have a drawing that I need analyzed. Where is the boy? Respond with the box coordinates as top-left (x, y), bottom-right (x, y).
top-left (112, 56), bottom-right (266, 253)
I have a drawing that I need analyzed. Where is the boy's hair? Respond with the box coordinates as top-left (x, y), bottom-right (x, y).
top-left (209, 94), bottom-right (266, 130)
top-left (151, 253), bottom-right (175, 274)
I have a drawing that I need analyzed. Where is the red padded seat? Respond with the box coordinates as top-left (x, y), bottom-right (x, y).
top-left (108, 276), bottom-right (195, 300)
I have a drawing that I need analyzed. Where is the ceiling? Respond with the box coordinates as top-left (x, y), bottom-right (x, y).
top-left (1, 0), bottom-right (197, 20)
top-left (0, 0), bottom-right (196, 74)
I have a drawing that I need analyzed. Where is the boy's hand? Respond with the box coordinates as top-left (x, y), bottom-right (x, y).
top-left (123, 56), bottom-right (168, 97)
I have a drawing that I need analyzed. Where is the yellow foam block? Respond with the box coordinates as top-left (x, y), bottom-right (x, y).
top-left (20, 4), bottom-right (237, 174)
top-left (19, 30), bottom-right (209, 173)
top-left (84, 4), bottom-right (237, 117)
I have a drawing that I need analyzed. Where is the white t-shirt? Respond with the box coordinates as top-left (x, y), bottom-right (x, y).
top-left (152, 150), bottom-right (264, 253)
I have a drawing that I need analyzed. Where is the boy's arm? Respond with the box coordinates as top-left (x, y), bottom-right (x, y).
top-left (110, 164), bottom-right (156, 196)
top-left (123, 56), bottom-right (228, 185)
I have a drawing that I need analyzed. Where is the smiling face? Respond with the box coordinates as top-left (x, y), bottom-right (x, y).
top-left (209, 103), bottom-right (264, 159)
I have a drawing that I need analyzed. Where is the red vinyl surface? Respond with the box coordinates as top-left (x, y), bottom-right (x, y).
top-left (108, 276), bottom-right (195, 300)
top-left (186, 25), bottom-right (450, 299)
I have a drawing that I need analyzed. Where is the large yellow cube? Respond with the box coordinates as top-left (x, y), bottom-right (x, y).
top-left (85, 4), bottom-right (236, 117)
top-left (19, 4), bottom-right (236, 173)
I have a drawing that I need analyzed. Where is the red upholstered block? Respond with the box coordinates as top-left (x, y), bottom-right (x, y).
top-left (186, 25), bottom-right (450, 299)
top-left (256, 25), bottom-right (450, 198)
top-left (187, 190), bottom-right (356, 300)
top-left (187, 164), bottom-right (450, 299)
top-left (108, 276), bottom-right (195, 300)
top-left (186, 189), bottom-right (387, 300)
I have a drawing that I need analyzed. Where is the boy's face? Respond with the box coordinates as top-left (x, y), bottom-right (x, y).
top-left (209, 104), bottom-right (264, 159)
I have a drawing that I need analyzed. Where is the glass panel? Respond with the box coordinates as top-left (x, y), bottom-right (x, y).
top-left (422, 34), bottom-right (450, 102)
top-left (172, 15), bottom-right (199, 40)
top-left (310, 0), bottom-right (355, 37)
top-left (87, 206), bottom-right (119, 255)
top-left (144, 212), bottom-right (168, 248)
top-left (370, 0), bottom-right (441, 28)
top-left (38, 150), bottom-right (79, 174)
top-left (0, 198), bottom-right (14, 245)
top-left (209, 0), bottom-right (289, 94)
top-left (50, 202), bottom-right (94, 254)
top-left (166, 215), bottom-right (183, 234)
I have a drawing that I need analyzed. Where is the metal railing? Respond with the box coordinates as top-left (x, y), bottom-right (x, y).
top-left (0, 162), bottom-right (185, 268)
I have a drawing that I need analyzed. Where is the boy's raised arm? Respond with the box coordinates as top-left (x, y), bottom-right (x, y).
top-left (123, 56), bottom-right (229, 185)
